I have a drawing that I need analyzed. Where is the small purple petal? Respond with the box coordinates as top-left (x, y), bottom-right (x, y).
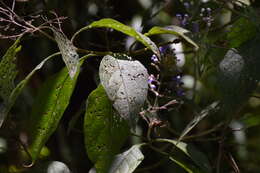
top-left (150, 84), bottom-right (156, 89)
top-left (151, 54), bottom-right (159, 62)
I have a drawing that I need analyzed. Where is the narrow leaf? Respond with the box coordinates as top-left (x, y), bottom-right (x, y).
top-left (99, 55), bottom-right (149, 128)
top-left (8, 52), bottom-right (61, 106)
top-left (178, 101), bottom-right (219, 142)
top-left (0, 38), bottom-right (21, 127)
top-left (0, 52), bottom-right (60, 127)
top-left (26, 60), bottom-right (81, 163)
top-left (0, 38), bottom-right (21, 99)
top-left (54, 29), bottom-right (79, 78)
top-left (145, 26), bottom-right (199, 50)
top-left (109, 144), bottom-right (144, 173)
top-left (84, 84), bottom-right (130, 173)
top-left (72, 18), bottom-right (160, 57)
top-left (169, 156), bottom-right (200, 173)
top-left (156, 138), bottom-right (212, 173)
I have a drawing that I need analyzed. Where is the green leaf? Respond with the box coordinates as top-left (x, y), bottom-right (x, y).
top-left (26, 60), bottom-right (81, 163)
top-left (0, 38), bottom-right (21, 127)
top-left (178, 102), bottom-right (219, 142)
top-left (155, 138), bottom-right (212, 173)
top-left (84, 84), bottom-right (130, 173)
top-left (72, 18), bottom-right (160, 57)
top-left (169, 156), bottom-right (201, 173)
top-left (0, 52), bottom-right (60, 127)
top-left (53, 29), bottom-right (79, 78)
top-left (145, 26), bottom-right (199, 50)
top-left (99, 55), bottom-right (149, 128)
top-left (227, 17), bottom-right (257, 48)
top-left (0, 38), bottom-right (21, 100)
top-left (108, 144), bottom-right (144, 173)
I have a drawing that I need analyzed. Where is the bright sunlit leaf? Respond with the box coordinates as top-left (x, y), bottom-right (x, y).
top-left (99, 55), bottom-right (149, 128)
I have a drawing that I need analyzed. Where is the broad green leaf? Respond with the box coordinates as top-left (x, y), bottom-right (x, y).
top-left (108, 144), bottom-right (144, 173)
top-left (26, 60), bottom-right (81, 163)
top-left (0, 38), bottom-right (21, 99)
top-left (99, 55), bottom-right (149, 128)
top-left (53, 29), bottom-right (79, 78)
top-left (0, 52), bottom-right (60, 128)
top-left (72, 18), bottom-right (160, 57)
top-left (227, 18), bottom-right (257, 48)
top-left (84, 84), bottom-right (130, 173)
top-left (155, 138), bottom-right (212, 173)
top-left (145, 26), bottom-right (199, 50)
top-left (178, 102), bottom-right (219, 142)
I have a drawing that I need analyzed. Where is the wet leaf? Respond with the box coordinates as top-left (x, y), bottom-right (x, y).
top-left (84, 84), bottom-right (130, 173)
top-left (99, 55), bottom-right (148, 128)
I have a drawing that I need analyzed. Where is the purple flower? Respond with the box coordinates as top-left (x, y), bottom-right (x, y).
top-left (172, 75), bottom-right (183, 85)
top-left (148, 75), bottom-right (155, 83)
top-left (159, 45), bottom-right (174, 57)
top-left (148, 74), bottom-right (159, 90)
top-left (176, 13), bottom-right (189, 27)
top-left (176, 14), bottom-right (182, 20)
top-left (151, 54), bottom-right (159, 63)
top-left (171, 74), bottom-right (185, 97)
top-left (200, 7), bottom-right (213, 27)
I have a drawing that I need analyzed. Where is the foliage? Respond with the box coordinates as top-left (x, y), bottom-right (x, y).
top-left (0, 0), bottom-right (260, 173)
